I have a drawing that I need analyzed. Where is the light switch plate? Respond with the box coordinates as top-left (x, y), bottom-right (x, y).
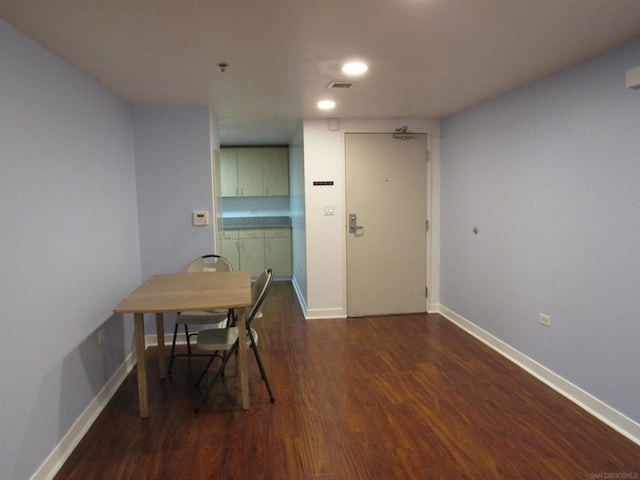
top-left (323, 204), bottom-right (335, 216)
top-left (539, 313), bottom-right (551, 327)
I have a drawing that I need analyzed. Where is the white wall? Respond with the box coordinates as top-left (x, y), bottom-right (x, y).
top-left (440, 39), bottom-right (640, 429)
top-left (132, 107), bottom-right (215, 334)
top-left (302, 120), bottom-right (345, 317)
top-left (0, 20), bottom-right (141, 480)
top-left (302, 118), bottom-right (441, 318)
top-left (289, 123), bottom-right (307, 304)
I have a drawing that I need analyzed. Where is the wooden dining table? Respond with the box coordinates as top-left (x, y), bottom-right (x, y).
top-left (113, 271), bottom-right (253, 417)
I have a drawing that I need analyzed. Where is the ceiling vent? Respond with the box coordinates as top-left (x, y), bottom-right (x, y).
top-left (327, 81), bottom-right (354, 89)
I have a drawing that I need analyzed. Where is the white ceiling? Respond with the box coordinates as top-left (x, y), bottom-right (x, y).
top-left (2, 1), bottom-right (640, 145)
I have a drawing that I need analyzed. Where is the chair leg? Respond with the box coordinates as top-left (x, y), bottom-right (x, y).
top-left (168, 323), bottom-right (180, 376)
top-left (184, 325), bottom-right (192, 355)
top-left (195, 350), bottom-right (222, 387)
top-left (251, 345), bottom-right (275, 403)
top-left (196, 342), bottom-right (239, 412)
top-left (248, 333), bottom-right (275, 403)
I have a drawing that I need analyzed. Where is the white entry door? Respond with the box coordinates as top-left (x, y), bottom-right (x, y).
top-left (345, 132), bottom-right (428, 316)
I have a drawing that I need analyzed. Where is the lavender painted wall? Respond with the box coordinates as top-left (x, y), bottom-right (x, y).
top-left (131, 107), bottom-right (215, 333)
top-left (0, 20), bottom-right (141, 479)
top-left (441, 39), bottom-right (640, 423)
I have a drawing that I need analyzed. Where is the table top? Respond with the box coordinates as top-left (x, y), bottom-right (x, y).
top-left (113, 271), bottom-right (252, 314)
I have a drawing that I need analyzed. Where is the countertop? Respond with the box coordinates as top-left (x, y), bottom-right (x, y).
top-left (222, 216), bottom-right (291, 229)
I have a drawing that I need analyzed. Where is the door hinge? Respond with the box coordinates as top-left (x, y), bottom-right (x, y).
top-left (426, 219), bottom-right (429, 231)
top-left (425, 286), bottom-right (428, 298)
top-left (426, 150), bottom-right (430, 162)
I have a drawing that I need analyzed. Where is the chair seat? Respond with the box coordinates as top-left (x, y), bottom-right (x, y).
top-left (176, 310), bottom-right (228, 325)
top-left (197, 327), bottom-right (259, 351)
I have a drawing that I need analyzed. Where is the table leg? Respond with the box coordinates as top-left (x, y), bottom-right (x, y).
top-left (134, 313), bottom-right (149, 418)
top-left (155, 312), bottom-right (167, 379)
top-left (237, 307), bottom-right (250, 409)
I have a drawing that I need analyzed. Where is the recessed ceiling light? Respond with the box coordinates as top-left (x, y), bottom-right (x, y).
top-left (342, 61), bottom-right (368, 76)
top-left (317, 100), bottom-right (336, 110)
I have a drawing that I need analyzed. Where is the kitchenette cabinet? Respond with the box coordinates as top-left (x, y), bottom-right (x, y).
top-left (222, 226), bottom-right (292, 278)
top-left (220, 147), bottom-right (288, 197)
top-left (220, 148), bottom-right (239, 197)
top-left (261, 148), bottom-right (289, 196)
top-left (236, 148), bottom-right (264, 196)
top-left (238, 229), bottom-right (266, 278)
top-left (221, 230), bottom-right (240, 271)
top-left (265, 228), bottom-right (292, 277)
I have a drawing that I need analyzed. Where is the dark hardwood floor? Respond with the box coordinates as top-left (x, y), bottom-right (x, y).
top-left (55, 281), bottom-right (640, 479)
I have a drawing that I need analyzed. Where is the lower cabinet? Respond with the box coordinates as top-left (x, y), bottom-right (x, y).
top-left (222, 230), bottom-right (240, 271)
top-left (239, 229), bottom-right (266, 278)
top-left (222, 227), bottom-right (292, 278)
top-left (265, 228), bottom-right (292, 277)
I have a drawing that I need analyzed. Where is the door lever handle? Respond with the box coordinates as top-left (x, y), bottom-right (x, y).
top-left (348, 213), bottom-right (364, 234)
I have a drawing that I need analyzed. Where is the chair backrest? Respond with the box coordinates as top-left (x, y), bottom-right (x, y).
top-left (246, 269), bottom-right (273, 326)
top-left (187, 254), bottom-right (233, 273)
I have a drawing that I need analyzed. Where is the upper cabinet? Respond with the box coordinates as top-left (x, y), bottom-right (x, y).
top-left (220, 147), bottom-right (289, 197)
top-left (236, 148), bottom-right (263, 197)
top-left (220, 148), bottom-right (239, 197)
top-left (262, 148), bottom-right (289, 196)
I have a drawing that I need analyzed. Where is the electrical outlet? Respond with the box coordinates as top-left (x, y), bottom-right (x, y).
top-left (539, 313), bottom-right (551, 327)
top-left (97, 329), bottom-right (106, 344)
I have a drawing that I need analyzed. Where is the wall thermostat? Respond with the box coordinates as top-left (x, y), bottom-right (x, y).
top-left (193, 210), bottom-right (209, 226)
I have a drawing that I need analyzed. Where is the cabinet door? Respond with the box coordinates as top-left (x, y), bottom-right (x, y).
top-left (220, 148), bottom-right (238, 197)
top-left (262, 147), bottom-right (289, 196)
top-left (237, 148), bottom-right (263, 196)
top-left (239, 238), bottom-right (265, 278)
top-left (222, 230), bottom-right (240, 271)
top-left (239, 229), bottom-right (265, 278)
top-left (265, 228), bottom-right (292, 276)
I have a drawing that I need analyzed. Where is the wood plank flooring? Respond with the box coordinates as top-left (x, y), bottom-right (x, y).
top-left (55, 281), bottom-right (640, 479)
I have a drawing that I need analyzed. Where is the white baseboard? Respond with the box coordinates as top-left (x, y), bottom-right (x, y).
top-left (31, 351), bottom-right (137, 480)
top-left (291, 276), bottom-right (308, 318)
top-left (427, 302), bottom-right (441, 314)
top-left (438, 305), bottom-right (640, 446)
top-left (146, 330), bottom-right (229, 347)
top-left (146, 332), bottom-right (186, 347)
top-left (290, 277), bottom-right (346, 319)
top-left (304, 307), bottom-right (346, 320)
